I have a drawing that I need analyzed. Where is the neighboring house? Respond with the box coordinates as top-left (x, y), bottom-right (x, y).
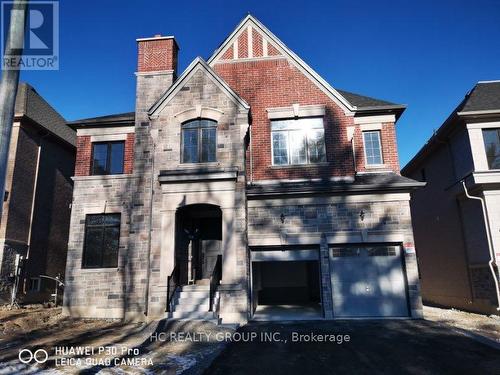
top-left (402, 81), bottom-right (500, 315)
top-left (0, 83), bottom-right (76, 304)
top-left (64, 15), bottom-right (423, 323)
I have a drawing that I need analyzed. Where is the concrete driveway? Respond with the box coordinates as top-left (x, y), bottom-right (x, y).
top-left (204, 320), bottom-right (500, 375)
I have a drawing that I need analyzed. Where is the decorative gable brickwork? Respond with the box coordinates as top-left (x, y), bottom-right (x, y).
top-left (218, 25), bottom-right (283, 61)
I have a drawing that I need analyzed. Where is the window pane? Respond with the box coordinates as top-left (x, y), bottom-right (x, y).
top-left (483, 129), bottom-right (500, 169)
top-left (200, 119), bottom-right (217, 128)
top-left (201, 128), bottom-right (216, 162)
top-left (102, 226), bottom-right (120, 267)
top-left (109, 142), bottom-right (124, 174)
top-left (105, 214), bottom-right (121, 226)
top-left (87, 214), bottom-right (105, 226)
top-left (363, 131), bottom-right (383, 165)
top-left (92, 143), bottom-right (108, 175)
top-left (83, 227), bottom-right (103, 268)
top-left (272, 132), bottom-right (289, 165)
top-left (183, 129), bottom-right (199, 163)
top-left (289, 131), bottom-right (307, 164)
top-left (183, 120), bottom-right (201, 129)
top-left (308, 129), bottom-right (326, 163)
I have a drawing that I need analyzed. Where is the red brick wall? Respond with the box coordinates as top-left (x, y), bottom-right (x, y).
top-left (237, 32), bottom-right (248, 59)
top-left (137, 38), bottom-right (178, 73)
top-left (74, 134), bottom-right (134, 176)
top-left (214, 58), bottom-right (356, 180)
top-left (124, 133), bottom-right (134, 174)
top-left (353, 123), bottom-right (400, 173)
top-left (75, 136), bottom-right (91, 176)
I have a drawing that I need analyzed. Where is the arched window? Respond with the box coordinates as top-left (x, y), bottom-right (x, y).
top-left (182, 119), bottom-right (217, 163)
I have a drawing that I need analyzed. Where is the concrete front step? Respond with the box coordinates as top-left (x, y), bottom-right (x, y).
top-left (177, 291), bottom-right (210, 300)
top-left (173, 303), bottom-right (210, 312)
top-left (180, 284), bottom-right (210, 292)
top-left (169, 311), bottom-right (216, 320)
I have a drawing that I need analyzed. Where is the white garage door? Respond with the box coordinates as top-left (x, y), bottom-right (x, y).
top-left (329, 245), bottom-right (409, 317)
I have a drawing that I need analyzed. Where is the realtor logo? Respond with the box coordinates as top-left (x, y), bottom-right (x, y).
top-left (1, 1), bottom-right (59, 70)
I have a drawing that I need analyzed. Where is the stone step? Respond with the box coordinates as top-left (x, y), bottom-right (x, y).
top-left (173, 294), bottom-right (209, 305)
top-left (173, 303), bottom-right (210, 313)
top-left (177, 291), bottom-right (210, 299)
top-left (180, 284), bottom-right (210, 292)
top-left (169, 311), bottom-right (216, 320)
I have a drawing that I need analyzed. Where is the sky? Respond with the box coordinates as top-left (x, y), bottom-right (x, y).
top-left (17, 0), bottom-right (500, 166)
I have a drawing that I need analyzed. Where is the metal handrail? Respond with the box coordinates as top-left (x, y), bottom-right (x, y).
top-left (166, 264), bottom-right (179, 312)
top-left (209, 255), bottom-right (222, 312)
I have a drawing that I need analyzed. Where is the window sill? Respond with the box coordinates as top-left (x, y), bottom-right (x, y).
top-left (364, 164), bottom-right (387, 169)
top-left (72, 174), bottom-right (135, 182)
top-left (177, 162), bottom-right (221, 169)
top-left (269, 162), bottom-right (330, 169)
top-left (79, 267), bottom-right (121, 273)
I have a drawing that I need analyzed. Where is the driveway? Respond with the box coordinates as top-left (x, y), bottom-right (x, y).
top-left (204, 320), bottom-right (500, 375)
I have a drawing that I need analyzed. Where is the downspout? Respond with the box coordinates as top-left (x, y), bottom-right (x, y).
top-left (144, 129), bottom-right (158, 316)
top-left (461, 180), bottom-right (500, 311)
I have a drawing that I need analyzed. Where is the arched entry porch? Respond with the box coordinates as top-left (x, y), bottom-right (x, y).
top-left (175, 204), bottom-right (223, 285)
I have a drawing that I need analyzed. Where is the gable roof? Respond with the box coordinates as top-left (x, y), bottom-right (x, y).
top-left (208, 15), bottom-right (405, 116)
top-left (15, 82), bottom-right (76, 146)
top-left (458, 80), bottom-right (500, 114)
top-left (68, 112), bottom-right (135, 128)
top-left (148, 57), bottom-right (249, 116)
top-left (337, 90), bottom-right (405, 111)
top-left (402, 80), bottom-right (500, 175)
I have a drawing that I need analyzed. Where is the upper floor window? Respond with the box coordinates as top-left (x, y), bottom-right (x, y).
top-left (483, 128), bottom-right (500, 169)
top-left (182, 119), bottom-right (217, 163)
top-left (92, 141), bottom-right (124, 175)
top-left (363, 130), bottom-right (383, 166)
top-left (83, 213), bottom-right (120, 269)
top-left (271, 117), bottom-right (326, 165)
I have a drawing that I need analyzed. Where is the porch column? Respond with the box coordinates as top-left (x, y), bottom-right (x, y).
top-left (221, 207), bottom-right (237, 284)
top-left (159, 209), bottom-right (176, 285)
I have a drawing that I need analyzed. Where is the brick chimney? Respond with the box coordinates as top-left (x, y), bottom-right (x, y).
top-left (137, 35), bottom-right (178, 75)
top-left (135, 35), bottom-right (179, 116)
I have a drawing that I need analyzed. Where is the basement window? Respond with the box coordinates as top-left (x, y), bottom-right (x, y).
top-left (271, 117), bottom-right (326, 165)
top-left (91, 141), bottom-right (125, 175)
top-left (28, 277), bottom-right (40, 292)
top-left (82, 214), bottom-right (121, 269)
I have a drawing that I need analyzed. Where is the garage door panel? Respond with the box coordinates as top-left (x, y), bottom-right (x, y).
top-left (330, 245), bottom-right (409, 318)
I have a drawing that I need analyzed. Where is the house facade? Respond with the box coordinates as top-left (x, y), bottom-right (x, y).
top-left (402, 81), bottom-right (500, 315)
top-left (64, 15), bottom-right (423, 323)
top-left (0, 83), bottom-right (75, 304)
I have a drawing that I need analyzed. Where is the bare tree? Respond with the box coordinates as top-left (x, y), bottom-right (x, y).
top-left (0, 0), bottom-right (28, 218)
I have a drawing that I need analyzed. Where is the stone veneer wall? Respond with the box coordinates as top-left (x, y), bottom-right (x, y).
top-left (63, 175), bottom-right (135, 319)
top-left (247, 197), bottom-right (423, 318)
top-left (145, 66), bottom-right (250, 323)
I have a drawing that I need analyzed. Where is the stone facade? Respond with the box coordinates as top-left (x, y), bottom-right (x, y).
top-left (63, 15), bottom-right (423, 323)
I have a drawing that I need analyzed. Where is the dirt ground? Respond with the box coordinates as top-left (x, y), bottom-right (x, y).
top-left (423, 305), bottom-right (500, 343)
top-left (0, 305), bottom-right (234, 374)
top-left (1, 305), bottom-right (499, 374)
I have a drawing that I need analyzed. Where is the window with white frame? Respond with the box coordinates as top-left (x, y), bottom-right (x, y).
top-left (482, 128), bottom-right (500, 169)
top-left (271, 117), bottom-right (326, 165)
top-left (363, 130), bottom-right (383, 166)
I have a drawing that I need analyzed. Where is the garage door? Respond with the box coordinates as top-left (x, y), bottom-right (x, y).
top-left (329, 245), bottom-right (409, 317)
